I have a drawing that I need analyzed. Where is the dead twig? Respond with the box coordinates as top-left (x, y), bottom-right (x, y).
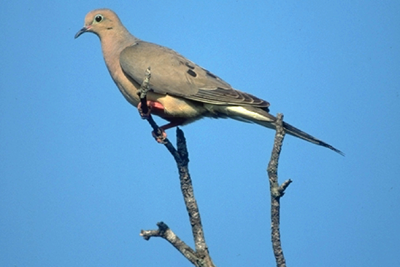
top-left (138, 68), bottom-right (215, 267)
top-left (267, 113), bottom-right (292, 267)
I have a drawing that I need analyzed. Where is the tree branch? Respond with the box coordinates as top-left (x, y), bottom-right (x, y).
top-left (137, 68), bottom-right (215, 267)
top-left (138, 68), bottom-right (292, 266)
top-left (140, 222), bottom-right (199, 265)
top-left (267, 113), bottom-right (292, 267)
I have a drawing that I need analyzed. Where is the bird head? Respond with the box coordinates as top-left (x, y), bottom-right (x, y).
top-left (75, 9), bottom-right (121, 39)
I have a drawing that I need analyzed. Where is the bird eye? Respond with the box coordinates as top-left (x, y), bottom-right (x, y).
top-left (94, 14), bottom-right (103, 23)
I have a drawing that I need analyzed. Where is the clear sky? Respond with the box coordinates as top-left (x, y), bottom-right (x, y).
top-left (1, 1), bottom-right (399, 266)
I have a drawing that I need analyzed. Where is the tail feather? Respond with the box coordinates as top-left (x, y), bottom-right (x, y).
top-left (282, 121), bottom-right (344, 155)
top-left (215, 105), bottom-right (343, 155)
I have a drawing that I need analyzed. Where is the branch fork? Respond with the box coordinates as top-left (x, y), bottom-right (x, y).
top-left (137, 68), bottom-right (291, 267)
top-left (137, 68), bottom-right (215, 267)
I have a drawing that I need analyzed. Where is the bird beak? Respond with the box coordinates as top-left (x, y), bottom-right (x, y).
top-left (74, 26), bottom-right (89, 39)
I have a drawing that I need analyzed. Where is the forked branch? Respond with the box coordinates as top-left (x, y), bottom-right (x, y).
top-left (137, 68), bottom-right (292, 267)
top-left (138, 68), bottom-right (215, 267)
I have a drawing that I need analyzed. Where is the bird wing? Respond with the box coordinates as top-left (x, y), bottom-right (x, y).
top-left (119, 41), bottom-right (269, 108)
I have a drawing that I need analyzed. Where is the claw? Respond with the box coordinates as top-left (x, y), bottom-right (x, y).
top-left (137, 101), bottom-right (165, 119)
top-left (137, 102), bottom-right (151, 119)
top-left (152, 129), bottom-right (167, 144)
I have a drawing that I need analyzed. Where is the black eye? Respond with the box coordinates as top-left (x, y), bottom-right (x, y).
top-left (94, 15), bottom-right (103, 23)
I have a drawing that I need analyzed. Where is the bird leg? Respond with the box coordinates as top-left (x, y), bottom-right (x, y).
top-left (152, 120), bottom-right (186, 143)
top-left (137, 101), bottom-right (186, 143)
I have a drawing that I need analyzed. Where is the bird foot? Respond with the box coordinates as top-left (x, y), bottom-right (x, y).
top-left (152, 129), bottom-right (167, 144)
top-left (137, 101), bottom-right (164, 119)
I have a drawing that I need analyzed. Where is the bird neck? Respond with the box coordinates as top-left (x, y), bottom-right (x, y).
top-left (100, 29), bottom-right (138, 78)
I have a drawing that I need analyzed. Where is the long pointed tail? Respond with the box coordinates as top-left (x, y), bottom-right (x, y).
top-left (282, 121), bottom-right (344, 155)
top-left (218, 106), bottom-right (343, 155)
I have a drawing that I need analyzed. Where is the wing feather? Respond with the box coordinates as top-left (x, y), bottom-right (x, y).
top-left (119, 41), bottom-right (269, 108)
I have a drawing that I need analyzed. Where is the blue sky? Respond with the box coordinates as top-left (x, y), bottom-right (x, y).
top-left (1, 1), bottom-right (399, 266)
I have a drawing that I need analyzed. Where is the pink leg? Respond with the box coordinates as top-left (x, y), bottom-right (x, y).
top-left (136, 101), bottom-right (186, 143)
top-left (152, 120), bottom-right (186, 143)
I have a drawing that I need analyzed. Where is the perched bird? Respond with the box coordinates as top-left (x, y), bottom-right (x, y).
top-left (75, 8), bottom-right (342, 155)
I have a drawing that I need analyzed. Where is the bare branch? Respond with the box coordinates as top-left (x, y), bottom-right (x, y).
top-left (140, 222), bottom-right (198, 265)
top-left (137, 68), bottom-right (215, 267)
top-left (267, 113), bottom-right (292, 267)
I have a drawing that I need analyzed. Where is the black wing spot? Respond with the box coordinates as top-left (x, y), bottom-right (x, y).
top-left (187, 69), bottom-right (197, 77)
top-left (185, 62), bottom-right (195, 69)
top-left (205, 70), bottom-right (217, 79)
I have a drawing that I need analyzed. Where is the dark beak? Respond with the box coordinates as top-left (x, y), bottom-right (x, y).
top-left (74, 26), bottom-right (88, 39)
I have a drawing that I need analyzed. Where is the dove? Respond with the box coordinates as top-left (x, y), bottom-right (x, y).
top-left (75, 9), bottom-right (342, 155)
